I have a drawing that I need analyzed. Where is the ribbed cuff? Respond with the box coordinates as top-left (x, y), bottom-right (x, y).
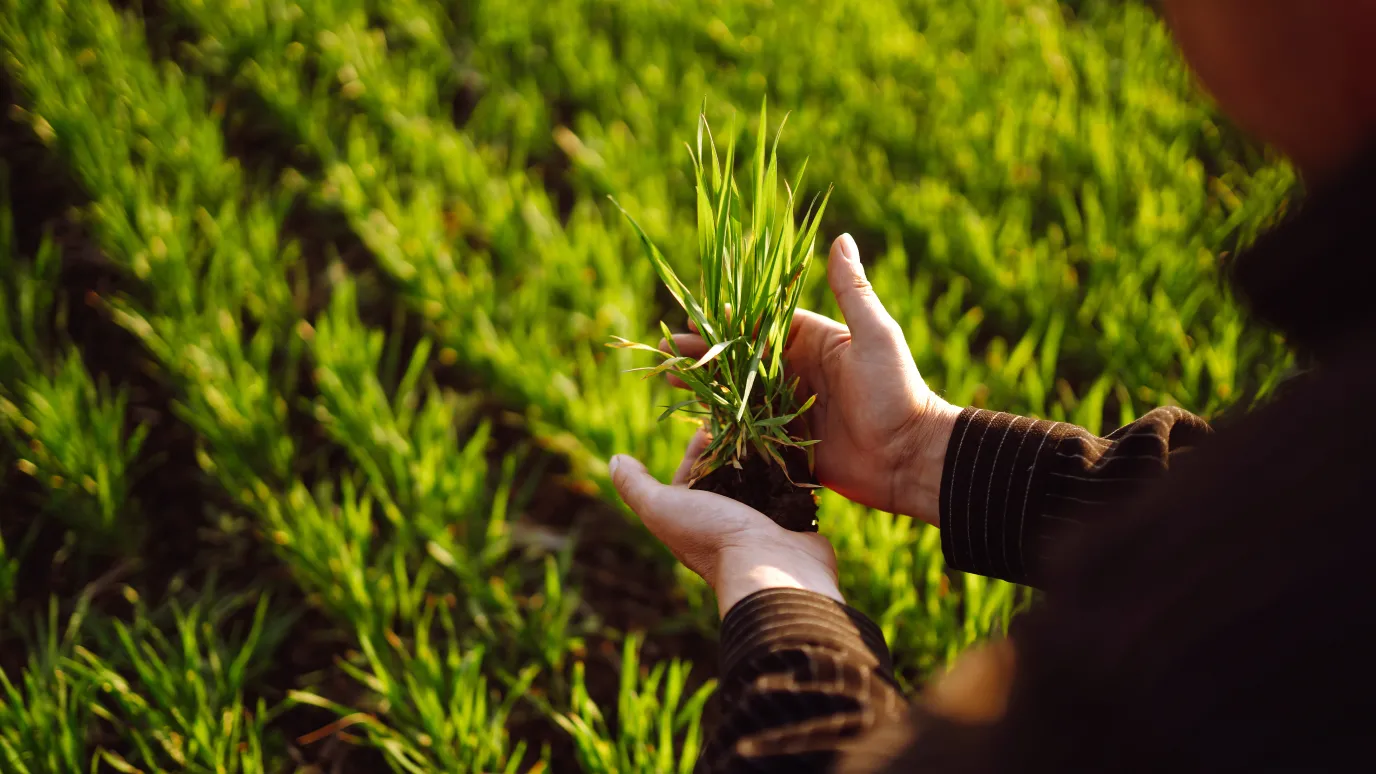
top-left (939, 407), bottom-right (1075, 586)
top-left (720, 588), bottom-right (893, 680)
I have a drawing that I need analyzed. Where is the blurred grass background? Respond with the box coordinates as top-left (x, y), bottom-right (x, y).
top-left (0, 0), bottom-right (1294, 771)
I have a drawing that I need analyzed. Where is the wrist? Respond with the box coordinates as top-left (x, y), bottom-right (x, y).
top-left (713, 547), bottom-right (843, 619)
top-left (893, 397), bottom-right (962, 527)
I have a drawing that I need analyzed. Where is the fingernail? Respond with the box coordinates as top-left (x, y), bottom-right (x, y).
top-left (840, 233), bottom-right (858, 261)
top-left (839, 233), bottom-right (865, 278)
top-left (609, 455), bottom-right (621, 478)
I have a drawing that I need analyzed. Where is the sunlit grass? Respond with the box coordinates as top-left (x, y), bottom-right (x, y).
top-left (612, 103), bottom-right (830, 480)
top-left (0, 0), bottom-right (1293, 769)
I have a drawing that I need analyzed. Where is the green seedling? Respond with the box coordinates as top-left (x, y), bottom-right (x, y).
top-left (545, 633), bottom-right (715, 774)
top-left (611, 101), bottom-right (832, 531)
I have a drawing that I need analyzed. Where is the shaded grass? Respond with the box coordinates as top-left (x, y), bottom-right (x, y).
top-left (0, 0), bottom-right (1296, 770)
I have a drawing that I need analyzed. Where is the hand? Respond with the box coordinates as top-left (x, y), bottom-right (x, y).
top-left (665, 233), bottom-right (961, 525)
top-left (610, 432), bottom-right (842, 618)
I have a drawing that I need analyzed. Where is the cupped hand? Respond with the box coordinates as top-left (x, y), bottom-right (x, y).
top-left (610, 431), bottom-right (842, 618)
top-left (664, 233), bottom-right (960, 525)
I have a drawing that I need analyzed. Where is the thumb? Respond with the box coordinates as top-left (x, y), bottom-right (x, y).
top-left (827, 233), bottom-right (898, 347)
top-left (610, 454), bottom-right (662, 517)
top-left (610, 454), bottom-right (718, 570)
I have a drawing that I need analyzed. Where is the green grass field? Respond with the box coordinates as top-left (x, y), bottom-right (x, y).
top-left (0, 0), bottom-right (1295, 770)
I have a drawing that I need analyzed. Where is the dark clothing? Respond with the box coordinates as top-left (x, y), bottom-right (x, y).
top-left (698, 406), bottom-right (1217, 773)
top-left (698, 148), bottom-right (1376, 774)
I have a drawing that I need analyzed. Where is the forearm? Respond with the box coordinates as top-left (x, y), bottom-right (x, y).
top-left (713, 550), bottom-right (845, 618)
top-left (911, 405), bottom-right (1212, 587)
top-left (700, 588), bottom-right (908, 773)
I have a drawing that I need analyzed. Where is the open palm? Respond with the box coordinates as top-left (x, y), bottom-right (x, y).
top-left (666, 234), bottom-right (959, 523)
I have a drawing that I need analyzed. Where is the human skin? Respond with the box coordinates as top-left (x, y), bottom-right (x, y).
top-left (664, 234), bottom-right (961, 527)
top-left (611, 0), bottom-right (1376, 618)
top-left (610, 234), bottom-right (960, 616)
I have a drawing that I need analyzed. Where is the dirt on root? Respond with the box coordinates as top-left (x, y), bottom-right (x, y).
top-left (692, 445), bottom-right (820, 533)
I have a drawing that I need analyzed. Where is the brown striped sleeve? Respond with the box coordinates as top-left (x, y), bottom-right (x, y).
top-left (699, 408), bottom-right (1212, 772)
top-left (697, 588), bottom-right (906, 773)
top-left (939, 406), bottom-right (1211, 587)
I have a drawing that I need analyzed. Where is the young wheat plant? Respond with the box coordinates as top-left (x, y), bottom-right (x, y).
top-left (611, 102), bottom-right (832, 487)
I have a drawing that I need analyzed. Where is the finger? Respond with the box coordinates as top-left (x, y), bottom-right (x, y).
top-left (659, 334), bottom-right (708, 358)
top-left (610, 454), bottom-right (718, 566)
top-left (610, 454), bottom-right (664, 519)
top-left (827, 233), bottom-right (898, 347)
top-left (672, 429), bottom-right (713, 486)
top-left (661, 334), bottom-right (709, 389)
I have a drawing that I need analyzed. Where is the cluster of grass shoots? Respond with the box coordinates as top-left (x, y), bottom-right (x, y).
top-left (0, 0), bottom-right (1298, 765)
top-left (612, 102), bottom-right (831, 484)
